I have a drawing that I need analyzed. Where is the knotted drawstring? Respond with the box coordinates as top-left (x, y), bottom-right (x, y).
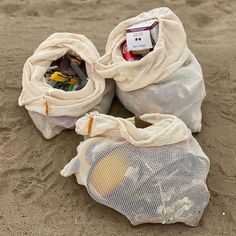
top-left (43, 96), bottom-right (49, 116)
top-left (87, 115), bottom-right (94, 135)
top-left (45, 100), bottom-right (49, 116)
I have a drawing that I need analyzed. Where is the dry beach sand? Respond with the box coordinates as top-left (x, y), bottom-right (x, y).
top-left (0, 0), bottom-right (236, 235)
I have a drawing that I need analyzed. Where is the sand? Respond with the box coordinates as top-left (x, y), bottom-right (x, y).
top-left (0, 0), bottom-right (235, 235)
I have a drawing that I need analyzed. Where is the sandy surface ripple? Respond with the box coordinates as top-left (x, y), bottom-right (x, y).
top-left (0, 0), bottom-right (235, 235)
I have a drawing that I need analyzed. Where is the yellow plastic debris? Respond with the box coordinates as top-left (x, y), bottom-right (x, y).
top-left (50, 71), bottom-right (78, 85)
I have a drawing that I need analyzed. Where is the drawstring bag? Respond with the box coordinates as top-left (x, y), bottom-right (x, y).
top-left (18, 33), bottom-right (114, 139)
top-left (61, 112), bottom-right (210, 226)
top-left (95, 7), bottom-right (206, 132)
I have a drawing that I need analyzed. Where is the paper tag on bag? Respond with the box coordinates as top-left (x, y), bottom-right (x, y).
top-left (126, 19), bottom-right (159, 51)
top-left (126, 31), bottom-right (153, 51)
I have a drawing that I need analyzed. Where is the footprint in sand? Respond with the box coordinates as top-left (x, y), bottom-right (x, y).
top-left (0, 166), bottom-right (42, 203)
top-left (185, 0), bottom-right (204, 7)
top-left (24, 0), bottom-right (79, 17)
top-left (13, 178), bottom-right (44, 204)
top-left (1, 167), bottom-right (35, 179)
top-left (192, 12), bottom-right (212, 27)
top-left (3, 158), bottom-right (59, 204)
top-left (208, 166), bottom-right (236, 197)
top-left (0, 127), bottom-right (12, 145)
top-left (0, 3), bottom-right (23, 15)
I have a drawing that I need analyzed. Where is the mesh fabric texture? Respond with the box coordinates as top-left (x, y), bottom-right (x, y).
top-left (61, 113), bottom-right (210, 226)
top-left (86, 140), bottom-right (209, 226)
top-left (95, 8), bottom-right (205, 132)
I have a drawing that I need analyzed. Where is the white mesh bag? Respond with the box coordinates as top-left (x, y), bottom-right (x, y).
top-left (18, 33), bottom-right (114, 139)
top-left (61, 112), bottom-right (210, 226)
top-left (95, 7), bottom-right (206, 132)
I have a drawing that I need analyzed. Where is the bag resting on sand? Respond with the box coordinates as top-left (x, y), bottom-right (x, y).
top-left (95, 7), bottom-right (206, 132)
top-left (18, 33), bottom-right (114, 139)
top-left (61, 112), bottom-right (210, 226)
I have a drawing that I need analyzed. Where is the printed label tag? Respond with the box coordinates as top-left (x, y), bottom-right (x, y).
top-left (126, 30), bottom-right (153, 51)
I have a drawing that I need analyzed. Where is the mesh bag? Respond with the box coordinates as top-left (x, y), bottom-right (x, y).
top-left (95, 7), bottom-right (206, 132)
top-left (61, 112), bottom-right (210, 226)
top-left (116, 55), bottom-right (205, 132)
top-left (18, 33), bottom-right (114, 139)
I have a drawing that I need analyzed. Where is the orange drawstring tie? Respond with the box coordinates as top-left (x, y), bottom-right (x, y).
top-left (45, 101), bottom-right (49, 116)
top-left (87, 116), bottom-right (94, 135)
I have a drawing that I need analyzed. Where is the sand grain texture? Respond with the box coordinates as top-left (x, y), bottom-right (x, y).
top-left (0, 0), bottom-right (235, 235)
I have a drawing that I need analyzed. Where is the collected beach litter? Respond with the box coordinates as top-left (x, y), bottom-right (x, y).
top-left (61, 112), bottom-right (210, 226)
top-left (18, 7), bottom-right (210, 227)
top-left (18, 33), bottom-right (114, 139)
top-left (96, 7), bottom-right (206, 132)
top-left (44, 54), bottom-right (88, 91)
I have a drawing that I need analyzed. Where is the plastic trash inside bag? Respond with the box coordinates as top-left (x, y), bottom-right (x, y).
top-left (61, 112), bottom-right (210, 226)
top-left (18, 33), bottom-right (114, 139)
top-left (44, 53), bottom-right (88, 91)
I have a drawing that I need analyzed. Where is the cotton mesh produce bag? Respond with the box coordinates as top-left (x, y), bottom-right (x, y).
top-left (18, 33), bottom-right (114, 139)
top-left (61, 112), bottom-right (210, 226)
top-left (95, 7), bottom-right (206, 132)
